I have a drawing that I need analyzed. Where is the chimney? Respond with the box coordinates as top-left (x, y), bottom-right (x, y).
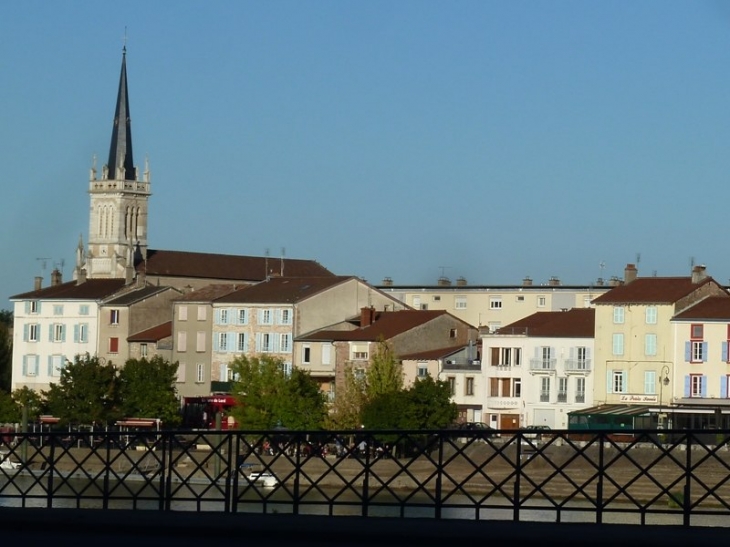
top-left (76, 268), bottom-right (87, 285)
top-left (437, 277), bottom-right (451, 286)
top-left (381, 277), bottom-right (393, 286)
top-left (360, 306), bottom-right (376, 327)
top-left (456, 276), bottom-right (467, 286)
top-left (596, 278), bottom-right (604, 286)
top-left (624, 263), bottom-right (638, 284)
top-left (50, 268), bottom-right (62, 287)
top-left (692, 265), bottom-right (707, 284)
top-left (548, 276), bottom-right (560, 286)
top-left (522, 276), bottom-right (533, 286)
top-left (609, 276), bottom-right (622, 287)
top-left (34, 276), bottom-right (42, 291)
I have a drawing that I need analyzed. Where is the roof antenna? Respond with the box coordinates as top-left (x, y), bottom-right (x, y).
top-left (123, 26), bottom-right (127, 52)
top-left (280, 247), bottom-right (285, 277)
top-left (265, 248), bottom-right (270, 279)
top-left (36, 257), bottom-right (50, 276)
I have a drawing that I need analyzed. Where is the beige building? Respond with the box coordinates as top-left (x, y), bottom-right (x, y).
top-left (591, 264), bottom-right (726, 412)
top-left (377, 276), bottom-right (610, 333)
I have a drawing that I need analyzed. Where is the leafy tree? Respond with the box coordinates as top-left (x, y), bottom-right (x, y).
top-left (0, 390), bottom-right (20, 423)
top-left (401, 375), bottom-right (457, 430)
top-left (0, 322), bottom-right (12, 392)
top-left (365, 337), bottom-right (403, 399)
top-left (117, 356), bottom-right (181, 427)
top-left (12, 386), bottom-right (44, 423)
top-left (230, 354), bottom-right (326, 430)
top-left (0, 310), bottom-right (12, 327)
top-left (325, 364), bottom-right (368, 430)
top-left (43, 354), bottom-right (121, 425)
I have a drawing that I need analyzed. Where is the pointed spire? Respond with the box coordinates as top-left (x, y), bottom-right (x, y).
top-left (107, 46), bottom-right (135, 180)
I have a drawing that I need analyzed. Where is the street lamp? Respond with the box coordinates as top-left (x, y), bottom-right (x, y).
top-left (659, 365), bottom-right (670, 407)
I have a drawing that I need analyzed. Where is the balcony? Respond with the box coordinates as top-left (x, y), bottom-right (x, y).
top-left (564, 358), bottom-right (592, 374)
top-left (529, 358), bottom-right (556, 373)
top-left (442, 360), bottom-right (481, 372)
top-left (485, 396), bottom-right (520, 409)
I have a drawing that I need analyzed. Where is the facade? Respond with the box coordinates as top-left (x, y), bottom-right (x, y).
top-left (209, 276), bottom-right (408, 398)
top-left (483, 308), bottom-right (595, 430)
top-left (377, 276), bottom-right (610, 333)
top-left (127, 321), bottom-right (173, 362)
top-left (591, 264), bottom-right (727, 417)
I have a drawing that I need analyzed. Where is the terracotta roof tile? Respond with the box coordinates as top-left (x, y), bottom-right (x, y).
top-left (591, 277), bottom-right (716, 305)
top-left (495, 308), bottom-right (595, 337)
top-left (128, 321), bottom-right (172, 342)
top-left (138, 249), bottom-right (333, 281)
top-left (175, 284), bottom-right (240, 302)
top-left (399, 344), bottom-right (469, 360)
top-left (216, 276), bottom-right (356, 304)
top-left (673, 296), bottom-right (730, 321)
top-left (105, 285), bottom-right (179, 305)
top-left (10, 279), bottom-right (127, 300)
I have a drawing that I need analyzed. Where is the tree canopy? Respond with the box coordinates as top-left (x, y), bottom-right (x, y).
top-left (117, 356), bottom-right (181, 426)
top-left (230, 354), bottom-right (326, 430)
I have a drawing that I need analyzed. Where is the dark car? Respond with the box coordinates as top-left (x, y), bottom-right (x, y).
top-left (457, 422), bottom-right (496, 438)
top-left (521, 425), bottom-right (551, 441)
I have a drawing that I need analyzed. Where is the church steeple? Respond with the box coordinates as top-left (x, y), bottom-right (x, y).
top-left (83, 46), bottom-right (151, 281)
top-left (107, 46), bottom-right (135, 181)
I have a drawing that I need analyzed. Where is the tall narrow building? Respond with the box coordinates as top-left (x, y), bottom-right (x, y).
top-left (78, 46), bottom-right (151, 281)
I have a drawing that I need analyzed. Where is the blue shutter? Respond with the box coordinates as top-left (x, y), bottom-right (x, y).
top-left (23, 324), bottom-right (28, 342)
top-left (243, 333), bottom-right (248, 352)
top-left (606, 371), bottom-right (613, 394)
top-left (61, 325), bottom-right (66, 342)
top-left (227, 333), bottom-right (235, 352)
top-left (702, 342), bottom-right (708, 362)
top-left (723, 342), bottom-right (728, 363)
top-left (684, 376), bottom-right (691, 397)
top-left (701, 376), bottom-right (708, 397)
top-left (621, 371), bottom-right (627, 393)
top-left (48, 324), bottom-right (53, 342)
top-left (213, 333), bottom-right (219, 352)
top-left (48, 356), bottom-right (53, 376)
top-left (74, 324), bottom-right (79, 343)
top-left (721, 377), bottom-right (727, 399)
top-left (274, 334), bottom-right (281, 352)
top-left (37, 302), bottom-right (41, 313)
top-left (685, 342), bottom-right (691, 362)
top-left (22, 356), bottom-right (27, 376)
top-left (256, 333), bottom-right (262, 352)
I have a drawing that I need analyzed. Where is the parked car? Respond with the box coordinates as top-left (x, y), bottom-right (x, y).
top-left (456, 422), bottom-right (497, 438)
top-left (521, 425), bottom-right (551, 441)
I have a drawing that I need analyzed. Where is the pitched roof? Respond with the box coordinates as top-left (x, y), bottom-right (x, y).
top-left (495, 308), bottom-right (595, 337)
top-left (175, 284), bottom-right (240, 302)
top-left (591, 277), bottom-right (716, 305)
top-left (107, 47), bottom-right (135, 181)
top-left (299, 310), bottom-right (457, 342)
top-left (673, 296), bottom-right (730, 321)
top-left (104, 285), bottom-right (179, 306)
top-left (216, 276), bottom-right (357, 304)
top-left (10, 279), bottom-right (127, 301)
top-left (128, 321), bottom-right (172, 342)
top-left (399, 344), bottom-right (470, 360)
top-left (137, 249), bottom-right (334, 282)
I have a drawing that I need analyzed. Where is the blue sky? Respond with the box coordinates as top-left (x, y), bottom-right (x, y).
top-left (3, 1), bottom-right (730, 306)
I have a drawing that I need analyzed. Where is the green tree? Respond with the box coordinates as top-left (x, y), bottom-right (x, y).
top-left (365, 338), bottom-right (403, 399)
top-left (401, 375), bottom-right (458, 429)
top-left (12, 386), bottom-right (44, 423)
top-left (0, 390), bottom-right (20, 423)
top-left (0, 310), bottom-right (13, 393)
top-left (325, 364), bottom-right (368, 429)
top-left (230, 354), bottom-right (325, 430)
top-left (117, 356), bottom-right (181, 427)
top-left (43, 354), bottom-right (120, 425)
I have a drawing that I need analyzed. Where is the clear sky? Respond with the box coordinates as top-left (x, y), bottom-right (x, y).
top-left (3, 1), bottom-right (730, 307)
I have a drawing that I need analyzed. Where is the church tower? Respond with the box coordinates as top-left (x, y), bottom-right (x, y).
top-left (80, 46), bottom-right (151, 280)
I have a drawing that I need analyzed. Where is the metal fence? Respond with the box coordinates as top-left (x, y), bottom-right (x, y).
top-left (2, 427), bottom-right (730, 526)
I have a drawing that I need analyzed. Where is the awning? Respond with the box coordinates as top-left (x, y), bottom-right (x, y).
top-left (568, 405), bottom-right (653, 417)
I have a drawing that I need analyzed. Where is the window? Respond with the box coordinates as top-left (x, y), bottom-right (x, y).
top-left (279, 309), bottom-right (292, 325)
top-left (29, 301), bottom-right (39, 314)
top-left (176, 363), bottom-right (186, 383)
top-left (576, 377), bottom-right (586, 403)
top-left (237, 333), bottom-right (247, 352)
top-left (280, 333), bottom-right (292, 353)
top-left (52, 323), bottom-right (65, 342)
top-left (218, 333), bottom-right (229, 352)
top-left (690, 374), bottom-right (704, 398)
top-left (303, 346), bottom-right (311, 365)
top-left (79, 305), bottom-right (89, 315)
top-left (516, 296), bottom-right (525, 302)
top-left (447, 377), bottom-right (456, 396)
top-left (74, 323), bottom-right (88, 343)
top-left (645, 371), bottom-right (656, 395)
top-left (449, 328), bottom-right (457, 338)
top-left (465, 377), bottom-right (474, 396)
top-left (645, 306), bottom-right (657, 325)
top-left (537, 296), bottom-right (546, 308)
top-left (413, 296), bottom-right (421, 309)
top-left (281, 362), bottom-right (293, 377)
top-left (500, 348), bottom-right (512, 366)
top-left (610, 370), bottom-right (626, 393)
top-left (109, 337), bottom-right (119, 353)
top-left (178, 306), bottom-right (188, 321)
top-left (691, 341), bottom-right (705, 363)
top-left (645, 334), bottom-right (657, 356)
top-left (557, 377), bottom-right (568, 403)
top-left (23, 354), bottom-right (39, 376)
top-left (433, 296), bottom-right (441, 301)
top-left (53, 305), bottom-right (63, 315)
top-left (177, 332), bottom-right (187, 352)
top-left (612, 333), bottom-right (624, 356)
top-left (197, 306), bottom-right (207, 321)
top-left (217, 309), bottom-right (229, 325)
top-left (513, 378), bottom-right (522, 398)
top-left (539, 347), bottom-right (552, 369)
top-left (455, 296), bottom-right (467, 309)
top-left (196, 363), bottom-right (205, 383)
top-left (613, 307), bottom-right (625, 324)
top-left (691, 324), bottom-right (704, 339)
top-left (26, 324), bottom-right (40, 342)
top-left (322, 345), bottom-right (331, 365)
top-left (353, 351), bottom-right (368, 360)
top-left (540, 377), bottom-right (550, 402)
top-left (489, 296), bottom-right (502, 310)
top-left (110, 309), bottom-right (120, 325)
top-left (196, 331), bottom-right (206, 352)
top-left (140, 343), bottom-right (148, 357)
top-left (260, 309), bottom-right (273, 325)
top-left (417, 365), bottom-right (428, 378)
top-left (576, 347), bottom-right (588, 369)
top-left (260, 333), bottom-right (273, 352)
top-left (237, 308), bottom-right (248, 325)
top-left (50, 354), bottom-right (66, 376)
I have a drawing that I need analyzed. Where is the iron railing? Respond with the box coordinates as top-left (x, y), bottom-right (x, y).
top-left (2, 428), bottom-right (730, 526)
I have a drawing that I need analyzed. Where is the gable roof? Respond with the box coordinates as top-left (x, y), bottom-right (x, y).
top-left (215, 276), bottom-right (359, 304)
top-left (591, 277), bottom-right (716, 305)
top-left (399, 344), bottom-right (471, 361)
top-left (10, 279), bottom-right (127, 301)
top-left (495, 308), bottom-right (595, 337)
top-left (673, 296), bottom-right (730, 321)
top-left (128, 321), bottom-right (172, 342)
top-left (137, 249), bottom-right (333, 282)
top-left (299, 310), bottom-right (460, 342)
top-left (175, 284), bottom-right (240, 302)
top-left (104, 285), bottom-right (179, 306)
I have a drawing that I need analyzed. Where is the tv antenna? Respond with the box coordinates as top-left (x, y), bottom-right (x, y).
top-left (599, 261), bottom-right (605, 280)
top-left (36, 257), bottom-right (51, 275)
top-left (439, 266), bottom-right (452, 278)
top-left (636, 253), bottom-right (641, 265)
